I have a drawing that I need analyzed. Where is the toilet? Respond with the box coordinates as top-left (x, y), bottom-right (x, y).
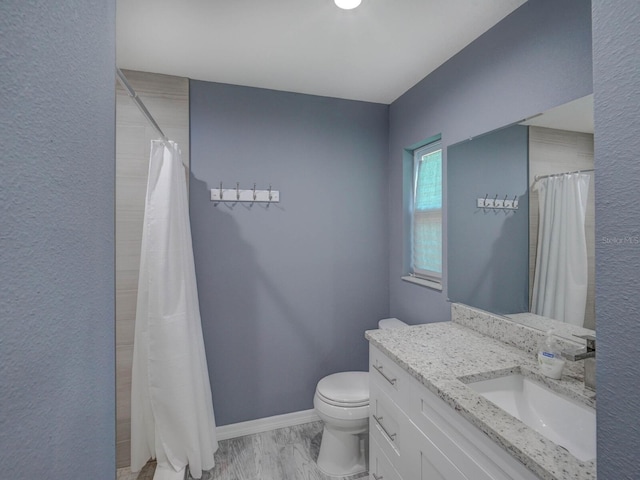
top-left (313, 317), bottom-right (407, 476)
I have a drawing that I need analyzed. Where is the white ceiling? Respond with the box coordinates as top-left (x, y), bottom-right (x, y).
top-left (117, 0), bottom-right (526, 104)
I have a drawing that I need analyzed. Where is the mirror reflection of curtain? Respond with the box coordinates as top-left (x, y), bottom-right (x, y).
top-left (531, 173), bottom-right (590, 326)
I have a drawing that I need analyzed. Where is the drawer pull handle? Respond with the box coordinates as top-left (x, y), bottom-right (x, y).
top-left (373, 415), bottom-right (397, 441)
top-left (373, 364), bottom-right (397, 386)
top-left (373, 474), bottom-right (384, 480)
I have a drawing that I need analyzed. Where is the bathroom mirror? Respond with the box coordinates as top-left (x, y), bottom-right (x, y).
top-left (447, 95), bottom-right (595, 330)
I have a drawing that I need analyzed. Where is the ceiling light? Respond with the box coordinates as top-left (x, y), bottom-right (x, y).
top-left (334, 0), bottom-right (362, 10)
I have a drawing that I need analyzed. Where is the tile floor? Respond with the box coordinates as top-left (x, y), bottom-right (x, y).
top-left (116, 421), bottom-right (368, 480)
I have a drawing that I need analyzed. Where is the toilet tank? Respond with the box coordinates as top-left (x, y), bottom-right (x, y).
top-left (378, 317), bottom-right (407, 329)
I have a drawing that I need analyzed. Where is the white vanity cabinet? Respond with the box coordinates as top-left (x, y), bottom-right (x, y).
top-left (368, 345), bottom-right (541, 480)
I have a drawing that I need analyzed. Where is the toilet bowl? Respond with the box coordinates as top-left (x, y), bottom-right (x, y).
top-left (314, 371), bottom-right (369, 476)
top-left (313, 318), bottom-right (407, 476)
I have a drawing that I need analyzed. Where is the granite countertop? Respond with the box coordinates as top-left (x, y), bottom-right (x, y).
top-left (365, 321), bottom-right (596, 480)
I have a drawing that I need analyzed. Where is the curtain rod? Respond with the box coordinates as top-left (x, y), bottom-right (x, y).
top-left (116, 68), bottom-right (168, 142)
top-left (534, 168), bottom-right (594, 182)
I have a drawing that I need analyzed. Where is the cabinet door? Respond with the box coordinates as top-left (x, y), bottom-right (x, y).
top-left (405, 378), bottom-right (540, 480)
top-left (404, 419), bottom-right (470, 480)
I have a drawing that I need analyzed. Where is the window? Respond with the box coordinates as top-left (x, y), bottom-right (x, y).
top-left (410, 140), bottom-right (442, 285)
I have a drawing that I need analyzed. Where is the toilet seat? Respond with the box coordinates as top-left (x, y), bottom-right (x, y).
top-left (315, 371), bottom-right (369, 407)
top-left (317, 393), bottom-right (368, 408)
top-left (314, 395), bottom-right (369, 421)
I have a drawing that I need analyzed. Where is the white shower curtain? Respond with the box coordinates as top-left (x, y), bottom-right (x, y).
top-left (131, 140), bottom-right (217, 478)
top-left (531, 173), bottom-right (590, 326)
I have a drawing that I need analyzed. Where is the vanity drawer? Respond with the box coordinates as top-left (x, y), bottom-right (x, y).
top-left (370, 345), bottom-right (407, 406)
top-left (369, 380), bottom-right (408, 469)
top-left (369, 435), bottom-right (402, 480)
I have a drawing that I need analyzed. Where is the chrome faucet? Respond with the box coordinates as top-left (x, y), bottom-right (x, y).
top-left (562, 334), bottom-right (596, 390)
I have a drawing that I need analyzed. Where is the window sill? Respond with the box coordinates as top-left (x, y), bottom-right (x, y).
top-left (401, 275), bottom-right (443, 291)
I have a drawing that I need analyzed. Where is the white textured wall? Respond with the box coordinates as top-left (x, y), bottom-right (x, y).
top-left (116, 70), bottom-right (190, 468)
top-left (0, 0), bottom-right (116, 477)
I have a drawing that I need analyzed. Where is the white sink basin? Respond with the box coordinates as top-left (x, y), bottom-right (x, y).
top-left (467, 374), bottom-right (595, 461)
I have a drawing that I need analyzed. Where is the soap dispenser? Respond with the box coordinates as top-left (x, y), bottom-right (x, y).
top-left (537, 329), bottom-right (565, 379)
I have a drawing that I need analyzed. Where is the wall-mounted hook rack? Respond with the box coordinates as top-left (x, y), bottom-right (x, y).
top-left (210, 182), bottom-right (280, 203)
top-left (477, 194), bottom-right (519, 210)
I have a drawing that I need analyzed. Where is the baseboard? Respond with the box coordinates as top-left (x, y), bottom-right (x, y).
top-left (216, 409), bottom-right (321, 441)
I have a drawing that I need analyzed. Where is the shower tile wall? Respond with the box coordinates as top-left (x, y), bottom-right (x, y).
top-left (116, 70), bottom-right (189, 468)
top-left (528, 126), bottom-right (595, 330)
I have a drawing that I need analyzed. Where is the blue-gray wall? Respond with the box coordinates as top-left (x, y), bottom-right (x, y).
top-left (0, 1), bottom-right (115, 478)
top-left (592, 0), bottom-right (640, 476)
top-left (189, 81), bottom-right (389, 425)
top-left (388, 0), bottom-right (593, 324)
top-left (447, 125), bottom-right (529, 315)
